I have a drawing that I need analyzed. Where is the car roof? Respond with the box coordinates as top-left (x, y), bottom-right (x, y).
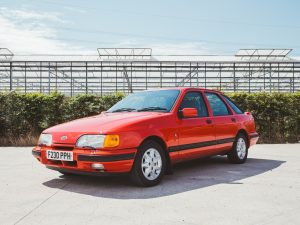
top-left (144, 87), bottom-right (222, 93)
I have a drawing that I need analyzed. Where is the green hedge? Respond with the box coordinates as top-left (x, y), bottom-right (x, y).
top-left (0, 91), bottom-right (299, 145)
top-left (0, 92), bottom-right (124, 146)
top-left (227, 92), bottom-right (300, 143)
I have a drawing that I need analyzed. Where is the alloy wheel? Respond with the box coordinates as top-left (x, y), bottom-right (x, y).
top-left (236, 137), bottom-right (247, 159)
top-left (141, 148), bottom-right (162, 180)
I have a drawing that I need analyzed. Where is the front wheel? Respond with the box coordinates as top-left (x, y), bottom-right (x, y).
top-left (227, 134), bottom-right (248, 164)
top-left (130, 140), bottom-right (166, 187)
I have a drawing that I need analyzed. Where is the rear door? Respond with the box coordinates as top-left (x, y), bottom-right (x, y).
top-left (175, 91), bottom-right (216, 160)
top-left (204, 92), bottom-right (239, 152)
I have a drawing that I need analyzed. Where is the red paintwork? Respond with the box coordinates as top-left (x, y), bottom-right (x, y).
top-left (32, 88), bottom-right (258, 174)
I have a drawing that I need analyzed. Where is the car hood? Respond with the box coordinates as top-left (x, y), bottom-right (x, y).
top-left (44, 112), bottom-right (166, 145)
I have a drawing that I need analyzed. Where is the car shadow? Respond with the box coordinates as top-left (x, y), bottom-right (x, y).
top-left (42, 156), bottom-right (285, 199)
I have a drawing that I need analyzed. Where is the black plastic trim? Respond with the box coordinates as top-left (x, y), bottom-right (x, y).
top-left (168, 137), bottom-right (235, 152)
top-left (77, 153), bottom-right (135, 162)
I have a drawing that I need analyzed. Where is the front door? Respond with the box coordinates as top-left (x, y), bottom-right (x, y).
top-left (175, 91), bottom-right (216, 160)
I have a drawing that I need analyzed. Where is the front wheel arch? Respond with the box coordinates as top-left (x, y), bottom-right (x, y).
top-left (136, 135), bottom-right (172, 174)
top-left (130, 139), bottom-right (166, 186)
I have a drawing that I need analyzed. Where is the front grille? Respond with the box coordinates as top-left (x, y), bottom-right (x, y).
top-left (48, 160), bottom-right (77, 167)
top-left (52, 146), bottom-right (74, 151)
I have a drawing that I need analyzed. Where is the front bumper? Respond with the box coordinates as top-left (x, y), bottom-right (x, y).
top-left (46, 166), bottom-right (127, 176)
top-left (32, 147), bottom-right (136, 174)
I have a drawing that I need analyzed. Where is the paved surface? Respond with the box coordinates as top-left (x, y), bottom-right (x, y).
top-left (0, 144), bottom-right (299, 225)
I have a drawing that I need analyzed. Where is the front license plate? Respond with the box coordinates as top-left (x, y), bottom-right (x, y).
top-left (46, 150), bottom-right (73, 161)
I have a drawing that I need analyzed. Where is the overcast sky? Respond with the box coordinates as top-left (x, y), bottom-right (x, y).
top-left (0, 0), bottom-right (299, 55)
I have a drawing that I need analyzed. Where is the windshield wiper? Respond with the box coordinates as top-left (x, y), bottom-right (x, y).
top-left (110, 107), bottom-right (136, 113)
top-left (137, 107), bottom-right (167, 112)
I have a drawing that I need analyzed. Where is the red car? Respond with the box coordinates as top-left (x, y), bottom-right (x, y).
top-left (32, 88), bottom-right (258, 186)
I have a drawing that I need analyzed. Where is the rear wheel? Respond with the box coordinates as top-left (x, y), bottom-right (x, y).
top-left (227, 134), bottom-right (248, 164)
top-left (130, 140), bottom-right (166, 187)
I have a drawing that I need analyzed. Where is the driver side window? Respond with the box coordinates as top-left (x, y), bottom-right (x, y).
top-left (179, 92), bottom-right (208, 117)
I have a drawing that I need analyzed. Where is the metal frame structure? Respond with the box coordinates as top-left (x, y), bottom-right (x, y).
top-left (0, 48), bottom-right (14, 60)
top-left (0, 48), bottom-right (299, 95)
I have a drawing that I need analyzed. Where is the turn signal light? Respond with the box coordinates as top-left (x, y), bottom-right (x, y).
top-left (103, 135), bottom-right (120, 148)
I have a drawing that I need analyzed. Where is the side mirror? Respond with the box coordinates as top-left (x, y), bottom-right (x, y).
top-left (179, 108), bottom-right (198, 118)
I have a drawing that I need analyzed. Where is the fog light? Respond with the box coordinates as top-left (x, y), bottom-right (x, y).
top-left (91, 163), bottom-right (104, 170)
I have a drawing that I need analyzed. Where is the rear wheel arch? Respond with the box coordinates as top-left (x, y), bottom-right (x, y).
top-left (236, 129), bottom-right (250, 148)
top-left (228, 132), bottom-right (248, 164)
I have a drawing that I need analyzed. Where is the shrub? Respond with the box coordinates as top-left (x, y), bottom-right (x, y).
top-left (0, 91), bottom-right (299, 145)
top-left (228, 92), bottom-right (300, 143)
top-left (0, 92), bottom-right (124, 146)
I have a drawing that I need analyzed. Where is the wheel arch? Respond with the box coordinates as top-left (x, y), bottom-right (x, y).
top-left (236, 129), bottom-right (250, 148)
top-left (138, 135), bottom-right (172, 173)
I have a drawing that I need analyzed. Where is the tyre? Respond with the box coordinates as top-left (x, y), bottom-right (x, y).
top-left (227, 133), bottom-right (248, 164)
top-left (130, 140), bottom-right (166, 187)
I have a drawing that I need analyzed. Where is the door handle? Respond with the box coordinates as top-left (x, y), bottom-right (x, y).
top-left (231, 118), bottom-right (236, 122)
top-left (206, 119), bottom-right (212, 124)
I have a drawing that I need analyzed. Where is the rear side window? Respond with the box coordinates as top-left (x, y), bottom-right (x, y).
top-left (179, 92), bottom-right (208, 117)
top-left (205, 92), bottom-right (231, 116)
top-left (223, 95), bottom-right (243, 114)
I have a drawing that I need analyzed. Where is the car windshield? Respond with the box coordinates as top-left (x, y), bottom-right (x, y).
top-left (107, 90), bottom-right (180, 113)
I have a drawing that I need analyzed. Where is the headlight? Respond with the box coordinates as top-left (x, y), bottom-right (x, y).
top-left (76, 134), bottom-right (119, 149)
top-left (38, 133), bottom-right (52, 146)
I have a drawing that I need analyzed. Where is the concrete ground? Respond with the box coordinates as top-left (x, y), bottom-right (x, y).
top-left (0, 144), bottom-right (299, 225)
